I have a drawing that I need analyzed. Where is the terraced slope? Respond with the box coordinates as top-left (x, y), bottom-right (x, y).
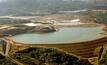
top-left (32, 37), bottom-right (107, 58)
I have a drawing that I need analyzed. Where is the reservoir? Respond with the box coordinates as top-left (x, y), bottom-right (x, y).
top-left (12, 27), bottom-right (105, 44)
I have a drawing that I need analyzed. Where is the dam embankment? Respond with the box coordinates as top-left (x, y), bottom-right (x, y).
top-left (20, 37), bottom-right (107, 58)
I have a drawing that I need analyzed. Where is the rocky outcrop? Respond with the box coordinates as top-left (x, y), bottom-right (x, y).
top-left (97, 46), bottom-right (107, 65)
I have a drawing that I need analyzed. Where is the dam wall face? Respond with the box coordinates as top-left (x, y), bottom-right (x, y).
top-left (25, 37), bottom-right (107, 58)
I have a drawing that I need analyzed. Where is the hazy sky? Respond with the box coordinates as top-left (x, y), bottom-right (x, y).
top-left (0, 0), bottom-right (93, 2)
top-left (0, 0), bottom-right (7, 2)
top-left (0, 0), bottom-right (3, 1)
top-left (0, 0), bottom-right (106, 3)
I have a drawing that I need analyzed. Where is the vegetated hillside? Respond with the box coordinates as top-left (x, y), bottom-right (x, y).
top-left (95, 12), bottom-right (107, 24)
top-left (0, 18), bottom-right (30, 24)
top-left (0, 0), bottom-right (95, 16)
top-left (0, 47), bottom-right (93, 65)
top-left (78, 10), bottom-right (107, 24)
top-left (11, 47), bottom-right (92, 65)
top-left (0, 54), bottom-right (18, 65)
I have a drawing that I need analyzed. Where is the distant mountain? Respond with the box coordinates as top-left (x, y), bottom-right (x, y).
top-left (0, 0), bottom-right (95, 16)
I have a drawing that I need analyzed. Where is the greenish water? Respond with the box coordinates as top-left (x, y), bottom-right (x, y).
top-left (12, 27), bottom-right (105, 44)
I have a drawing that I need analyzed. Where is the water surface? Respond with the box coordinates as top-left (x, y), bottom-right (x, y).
top-left (12, 27), bottom-right (105, 44)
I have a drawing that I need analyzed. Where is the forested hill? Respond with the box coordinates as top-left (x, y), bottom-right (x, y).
top-left (0, 0), bottom-right (95, 16)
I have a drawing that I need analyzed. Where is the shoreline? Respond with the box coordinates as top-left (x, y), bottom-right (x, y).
top-left (0, 23), bottom-right (104, 36)
top-left (15, 37), bottom-right (107, 58)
